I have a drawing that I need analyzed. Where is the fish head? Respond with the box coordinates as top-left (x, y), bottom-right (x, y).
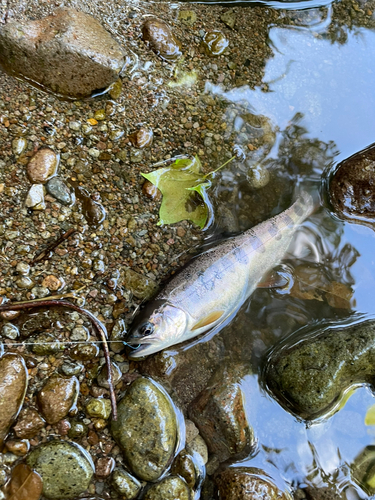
top-left (127, 300), bottom-right (188, 358)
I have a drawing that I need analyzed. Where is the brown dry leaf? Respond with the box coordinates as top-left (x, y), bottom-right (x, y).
top-left (4, 464), bottom-right (43, 500)
top-left (326, 281), bottom-right (353, 309)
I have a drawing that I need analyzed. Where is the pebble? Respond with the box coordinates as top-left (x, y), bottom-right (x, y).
top-left (27, 148), bottom-right (58, 184)
top-left (5, 439), bottom-right (30, 456)
top-left (26, 440), bottom-right (94, 499)
top-left (142, 180), bottom-right (162, 201)
top-left (42, 274), bottom-right (62, 291)
top-left (70, 326), bottom-right (89, 341)
top-left (215, 467), bottom-right (292, 500)
top-left (142, 18), bottom-right (182, 62)
top-left (16, 276), bottom-right (34, 289)
top-left (178, 10), bottom-right (197, 25)
top-left (112, 468), bottom-right (141, 499)
top-left (0, 354), bottom-right (28, 446)
top-left (68, 421), bottom-right (88, 438)
top-left (144, 476), bottom-right (191, 500)
top-left (60, 360), bottom-right (83, 376)
top-left (95, 456), bottom-right (115, 478)
top-left (1, 323), bottom-right (19, 339)
top-left (97, 361), bottom-right (122, 388)
top-left (128, 127), bottom-right (153, 148)
top-left (124, 268), bottom-right (158, 300)
top-left (110, 319), bottom-right (126, 353)
top-left (31, 333), bottom-right (63, 355)
top-left (202, 31), bottom-right (229, 56)
top-left (109, 79), bottom-right (122, 99)
top-left (186, 434), bottom-right (208, 465)
top-left (171, 450), bottom-right (196, 489)
top-left (12, 137), bottom-right (28, 155)
top-left (25, 184), bottom-right (46, 210)
top-left (46, 177), bottom-right (73, 205)
top-left (86, 398), bottom-right (112, 419)
top-left (220, 10), bottom-right (236, 29)
top-left (111, 377), bottom-right (177, 481)
top-left (69, 342), bottom-right (99, 361)
top-left (185, 419), bottom-right (199, 444)
top-left (247, 163), bottom-right (270, 189)
top-left (37, 374), bottom-right (79, 424)
top-left (13, 408), bottom-right (45, 439)
top-left (0, 8), bottom-right (125, 98)
top-left (16, 262), bottom-right (30, 275)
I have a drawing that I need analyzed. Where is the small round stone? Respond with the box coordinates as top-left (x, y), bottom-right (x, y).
top-left (25, 184), bottom-right (45, 210)
top-left (144, 476), bottom-right (190, 500)
top-left (45, 177), bottom-right (73, 206)
top-left (16, 262), bottom-right (30, 275)
top-left (112, 468), bottom-right (141, 499)
top-left (12, 137), bottom-right (28, 155)
top-left (70, 326), bottom-right (89, 341)
top-left (27, 148), bottom-right (59, 184)
top-left (26, 440), bottom-right (94, 500)
top-left (142, 180), bottom-right (162, 201)
top-left (128, 127), bottom-right (153, 148)
top-left (60, 361), bottom-right (83, 376)
top-left (142, 18), bottom-right (182, 62)
top-left (86, 398), bottom-right (112, 419)
top-left (16, 277), bottom-right (34, 289)
top-left (42, 275), bottom-right (62, 291)
top-left (202, 31), bottom-right (229, 56)
top-left (97, 362), bottom-right (122, 388)
top-left (68, 421), bottom-right (88, 438)
top-left (5, 439), bottom-right (29, 456)
top-left (1, 323), bottom-right (19, 340)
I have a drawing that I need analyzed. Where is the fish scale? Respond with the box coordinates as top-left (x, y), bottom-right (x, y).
top-left (128, 192), bottom-right (315, 358)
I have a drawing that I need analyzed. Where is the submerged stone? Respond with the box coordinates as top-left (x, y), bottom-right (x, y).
top-left (188, 364), bottom-right (253, 462)
top-left (37, 374), bottom-right (79, 424)
top-left (111, 377), bottom-right (177, 481)
top-left (26, 440), bottom-right (94, 499)
top-left (329, 142), bottom-right (375, 227)
top-left (46, 177), bottom-right (73, 205)
top-left (142, 18), bottom-right (182, 62)
top-left (144, 476), bottom-right (190, 500)
top-left (215, 467), bottom-right (292, 500)
top-left (265, 319), bottom-right (375, 420)
top-left (112, 468), bottom-right (142, 499)
top-left (202, 31), bottom-right (229, 56)
top-left (27, 148), bottom-right (59, 184)
top-left (0, 8), bottom-right (125, 98)
top-left (0, 354), bottom-right (28, 446)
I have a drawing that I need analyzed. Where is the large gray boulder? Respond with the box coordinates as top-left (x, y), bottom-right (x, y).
top-left (0, 8), bottom-right (125, 98)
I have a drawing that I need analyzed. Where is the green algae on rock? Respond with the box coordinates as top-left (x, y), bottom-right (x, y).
top-left (0, 8), bottom-right (125, 98)
top-left (144, 476), bottom-right (191, 500)
top-left (112, 468), bottom-right (142, 499)
top-left (111, 377), bottom-right (177, 481)
top-left (215, 467), bottom-right (292, 500)
top-left (264, 319), bottom-right (375, 420)
top-left (26, 440), bottom-right (94, 499)
top-left (0, 354), bottom-right (28, 446)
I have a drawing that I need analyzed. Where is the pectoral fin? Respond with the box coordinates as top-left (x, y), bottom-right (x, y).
top-left (192, 310), bottom-right (224, 331)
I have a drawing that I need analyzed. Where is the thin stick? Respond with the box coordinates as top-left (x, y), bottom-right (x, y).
top-left (0, 299), bottom-right (118, 420)
top-left (203, 155), bottom-right (235, 179)
top-left (31, 228), bottom-right (77, 264)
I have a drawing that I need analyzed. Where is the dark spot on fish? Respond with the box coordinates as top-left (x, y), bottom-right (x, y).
top-left (249, 231), bottom-right (265, 253)
top-left (198, 272), bottom-right (215, 291)
top-left (282, 214), bottom-right (294, 228)
top-left (294, 203), bottom-right (304, 217)
top-left (233, 246), bottom-right (249, 264)
top-left (268, 222), bottom-right (279, 237)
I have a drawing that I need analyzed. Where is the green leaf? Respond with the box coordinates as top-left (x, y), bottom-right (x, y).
top-left (141, 156), bottom-right (212, 229)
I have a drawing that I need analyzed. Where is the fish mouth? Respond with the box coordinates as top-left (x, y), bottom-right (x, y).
top-left (128, 341), bottom-right (165, 359)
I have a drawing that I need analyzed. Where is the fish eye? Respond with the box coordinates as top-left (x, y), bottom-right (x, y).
top-left (139, 322), bottom-right (154, 337)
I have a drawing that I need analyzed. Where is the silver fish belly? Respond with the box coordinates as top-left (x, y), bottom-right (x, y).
top-left (128, 192), bottom-right (314, 358)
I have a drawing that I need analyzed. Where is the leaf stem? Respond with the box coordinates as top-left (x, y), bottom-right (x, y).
top-left (203, 156), bottom-right (236, 179)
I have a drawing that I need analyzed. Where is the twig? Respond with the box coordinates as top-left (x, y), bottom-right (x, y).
top-left (0, 299), bottom-right (118, 420)
top-left (31, 228), bottom-right (77, 265)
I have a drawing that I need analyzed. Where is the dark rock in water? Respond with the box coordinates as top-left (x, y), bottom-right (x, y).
top-left (171, 450), bottom-right (197, 489)
top-left (46, 177), bottom-right (73, 205)
top-left (111, 468), bottom-right (142, 499)
top-left (215, 467), bottom-right (291, 500)
top-left (13, 407), bottom-right (45, 439)
top-left (140, 338), bottom-right (225, 411)
top-left (0, 354), bottom-right (28, 446)
top-left (111, 377), bottom-right (177, 481)
top-left (26, 440), bottom-right (94, 499)
top-left (329, 142), bottom-right (375, 226)
top-left (264, 319), bottom-right (375, 420)
top-left (37, 374), bottom-right (79, 424)
top-left (188, 364), bottom-right (253, 462)
top-left (302, 485), bottom-right (346, 500)
top-left (144, 476), bottom-right (191, 500)
top-left (142, 18), bottom-right (182, 62)
top-left (351, 445), bottom-right (375, 496)
top-left (0, 8), bottom-right (125, 98)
